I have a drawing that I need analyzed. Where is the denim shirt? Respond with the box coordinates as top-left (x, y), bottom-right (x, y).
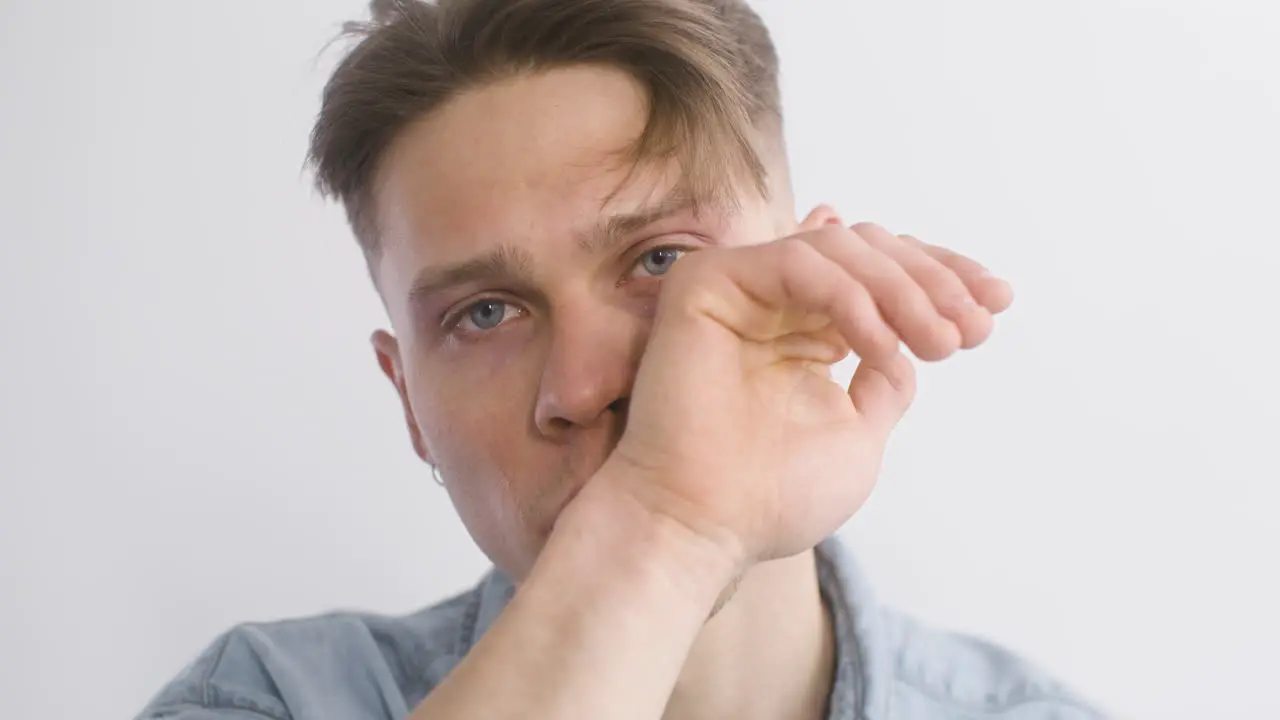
top-left (137, 538), bottom-right (1105, 719)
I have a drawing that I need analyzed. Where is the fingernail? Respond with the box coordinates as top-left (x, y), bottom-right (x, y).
top-left (944, 294), bottom-right (978, 315)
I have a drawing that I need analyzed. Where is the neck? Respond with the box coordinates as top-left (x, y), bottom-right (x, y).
top-left (661, 549), bottom-right (836, 720)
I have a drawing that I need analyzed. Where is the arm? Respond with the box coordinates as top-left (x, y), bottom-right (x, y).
top-left (409, 468), bottom-right (737, 720)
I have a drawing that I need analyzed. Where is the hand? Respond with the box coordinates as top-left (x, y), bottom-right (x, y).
top-left (597, 221), bottom-right (1013, 573)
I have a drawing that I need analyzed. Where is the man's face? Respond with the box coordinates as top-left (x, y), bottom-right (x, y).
top-left (370, 65), bottom-right (796, 580)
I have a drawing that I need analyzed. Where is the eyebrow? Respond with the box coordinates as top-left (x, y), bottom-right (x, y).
top-left (408, 244), bottom-right (536, 310)
top-left (575, 189), bottom-right (700, 255)
top-left (407, 189), bottom-right (706, 309)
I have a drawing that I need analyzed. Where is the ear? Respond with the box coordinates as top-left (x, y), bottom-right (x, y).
top-left (371, 330), bottom-right (433, 465)
top-left (799, 204), bottom-right (844, 232)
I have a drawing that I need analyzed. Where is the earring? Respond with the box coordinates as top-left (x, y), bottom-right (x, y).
top-left (430, 464), bottom-right (445, 487)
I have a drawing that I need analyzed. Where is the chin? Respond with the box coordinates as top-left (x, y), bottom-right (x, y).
top-left (488, 525), bottom-right (553, 585)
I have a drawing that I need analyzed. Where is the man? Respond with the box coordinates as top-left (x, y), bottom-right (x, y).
top-left (139, 1), bottom-right (1104, 718)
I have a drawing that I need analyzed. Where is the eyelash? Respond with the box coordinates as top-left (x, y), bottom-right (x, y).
top-left (441, 242), bottom-right (696, 338)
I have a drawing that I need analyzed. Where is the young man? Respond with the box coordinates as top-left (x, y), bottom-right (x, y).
top-left (140, 1), bottom-right (1103, 718)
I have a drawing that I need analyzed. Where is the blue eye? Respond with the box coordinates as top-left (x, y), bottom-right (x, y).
top-left (637, 248), bottom-right (685, 277)
top-left (464, 300), bottom-right (508, 331)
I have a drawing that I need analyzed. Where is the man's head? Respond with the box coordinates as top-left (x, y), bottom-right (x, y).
top-left (309, 0), bottom-right (837, 580)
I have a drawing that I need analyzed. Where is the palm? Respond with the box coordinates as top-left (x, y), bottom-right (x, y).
top-left (616, 310), bottom-right (899, 564)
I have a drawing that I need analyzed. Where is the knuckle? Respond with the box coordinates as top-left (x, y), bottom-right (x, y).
top-left (939, 291), bottom-right (977, 318)
top-left (850, 221), bottom-right (888, 239)
top-left (814, 224), bottom-right (852, 243)
top-left (803, 225), bottom-right (857, 256)
top-left (773, 236), bottom-right (821, 274)
top-left (878, 282), bottom-right (919, 317)
top-left (897, 233), bottom-right (927, 250)
top-left (866, 324), bottom-right (900, 359)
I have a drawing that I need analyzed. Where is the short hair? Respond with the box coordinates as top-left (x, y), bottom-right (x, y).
top-left (308, 0), bottom-right (783, 259)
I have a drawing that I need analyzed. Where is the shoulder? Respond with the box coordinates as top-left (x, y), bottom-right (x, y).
top-left (877, 609), bottom-right (1106, 719)
top-left (815, 538), bottom-right (1107, 720)
top-left (136, 581), bottom-right (491, 720)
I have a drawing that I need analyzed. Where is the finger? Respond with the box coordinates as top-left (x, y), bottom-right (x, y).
top-left (847, 350), bottom-right (916, 434)
top-left (855, 223), bottom-right (994, 350)
top-left (673, 241), bottom-right (903, 368)
top-left (899, 234), bottom-right (1014, 314)
top-left (766, 239), bottom-right (902, 367)
top-left (806, 227), bottom-right (962, 362)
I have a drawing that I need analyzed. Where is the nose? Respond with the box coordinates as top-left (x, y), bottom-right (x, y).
top-left (533, 300), bottom-right (646, 439)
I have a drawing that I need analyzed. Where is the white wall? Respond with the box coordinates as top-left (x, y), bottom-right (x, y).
top-left (1, 1), bottom-right (1276, 718)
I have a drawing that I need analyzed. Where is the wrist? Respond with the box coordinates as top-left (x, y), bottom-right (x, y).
top-left (547, 462), bottom-right (741, 618)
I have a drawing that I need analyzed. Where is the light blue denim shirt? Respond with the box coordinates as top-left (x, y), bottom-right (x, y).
top-left (137, 537), bottom-right (1105, 719)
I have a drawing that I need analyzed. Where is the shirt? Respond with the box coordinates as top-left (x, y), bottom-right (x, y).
top-left (136, 537), bottom-right (1106, 719)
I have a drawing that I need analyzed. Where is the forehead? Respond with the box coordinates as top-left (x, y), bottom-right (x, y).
top-left (371, 65), bottom-right (669, 289)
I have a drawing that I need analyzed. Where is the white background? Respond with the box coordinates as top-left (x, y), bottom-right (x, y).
top-left (2, 1), bottom-right (1277, 718)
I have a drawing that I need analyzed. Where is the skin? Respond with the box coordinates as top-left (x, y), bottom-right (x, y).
top-left (369, 64), bottom-right (1012, 720)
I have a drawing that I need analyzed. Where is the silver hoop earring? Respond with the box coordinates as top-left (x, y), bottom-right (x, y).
top-left (430, 465), bottom-right (445, 487)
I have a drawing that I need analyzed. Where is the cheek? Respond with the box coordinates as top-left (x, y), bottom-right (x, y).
top-left (409, 343), bottom-right (532, 469)
top-left (403, 337), bottom-right (546, 573)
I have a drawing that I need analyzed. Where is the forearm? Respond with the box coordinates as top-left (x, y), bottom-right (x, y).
top-left (410, 470), bottom-right (736, 720)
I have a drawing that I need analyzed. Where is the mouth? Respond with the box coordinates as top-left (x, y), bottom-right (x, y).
top-left (542, 487), bottom-right (585, 542)
top-left (544, 462), bottom-right (616, 538)
top-left (538, 398), bottom-right (630, 539)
